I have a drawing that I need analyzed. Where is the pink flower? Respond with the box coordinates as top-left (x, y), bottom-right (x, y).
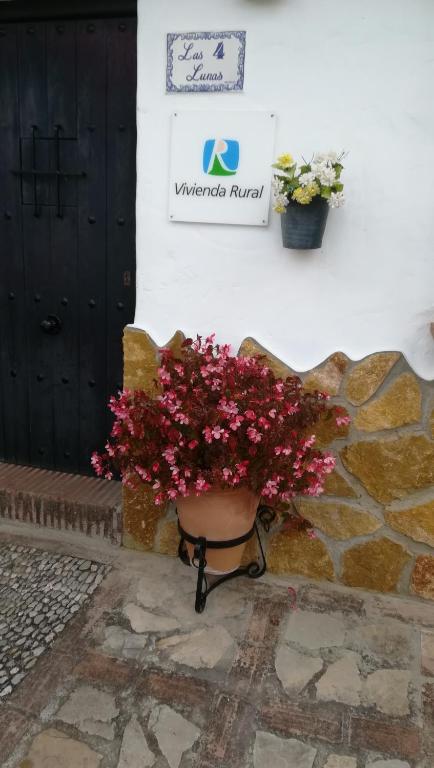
top-left (158, 367), bottom-right (171, 384)
top-left (212, 425), bottom-right (224, 440)
top-left (245, 409), bottom-right (256, 421)
top-left (135, 465), bottom-right (151, 481)
top-left (174, 412), bottom-right (189, 424)
top-left (301, 435), bottom-right (316, 450)
top-left (262, 479), bottom-right (279, 498)
top-left (258, 417), bottom-right (270, 430)
top-left (152, 461), bottom-right (160, 473)
top-left (286, 403), bottom-right (300, 416)
top-left (203, 426), bottom-right (213, 443)
top-left (268, 409), bottom-right (277, 419)
top-left (222, 467), bottom-right (232, 480)
top-left (236, 461), bottom-right (249, 477)
top-left (218, 398), bottom-right (239, 416)
top-left (162, 447), bottom-right (176, 464)
top-left (174, 363), bottom-right (184, 375)
top-left (188, 439), bottom-right (198, 450)
top-left (211, 378), bottom-right (221, 391)
top-left (152, 480), bottom-right (161, 490)
top-left (167, 489), bottom-right (178, 500)
top-left (195, 476), bottom-right (210, 493)
top-left (247, 426), bottom-right (262, 443)
top-left (336, 414), bottom-right (351, 427)
top-left (229, 415), bottom-right (244, 431)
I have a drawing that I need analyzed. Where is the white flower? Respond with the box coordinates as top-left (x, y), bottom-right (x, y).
top-left (313, 150), bottom-right (338, 165)
top-left (298, 171), bottom-right (316, 187)
top-left (272, 177), bottom-right (285, 194)
top-left (273, 193), bottom-right (289, 212)
top-left (319, 165), bottom-right (337, 186)
top-left (328, 191), bottom-right (345, 208)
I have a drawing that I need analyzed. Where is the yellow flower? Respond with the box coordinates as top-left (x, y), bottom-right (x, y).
top-left (306, 182), bottom-right (320, 198)
top-left (292, 187), bottom-right (312, 205)
top-left (277, 153), bottom-right (294, 169)
top-left (292, 182), bottom-right (320, 205)
top-left (274, 204), bottom-right (286, 213)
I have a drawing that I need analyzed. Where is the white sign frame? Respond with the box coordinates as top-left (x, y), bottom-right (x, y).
top-left (166, 31), bottom-right (246, 93)
top-left (168, 110), bottom-right (276, 227)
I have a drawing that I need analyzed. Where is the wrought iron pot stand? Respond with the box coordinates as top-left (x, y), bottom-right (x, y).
top-left (177, 505), bottom-right (275, 613)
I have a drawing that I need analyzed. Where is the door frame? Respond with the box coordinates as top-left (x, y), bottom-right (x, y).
top-left (0, 1), bottom-right (136, 22)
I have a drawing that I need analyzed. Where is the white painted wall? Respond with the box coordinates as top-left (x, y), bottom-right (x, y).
top-left (135, 0), bottom-right (434, 379)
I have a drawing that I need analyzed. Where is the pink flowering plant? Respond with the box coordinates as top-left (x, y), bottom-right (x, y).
top-left (92, 335), bottom-right (346, 505)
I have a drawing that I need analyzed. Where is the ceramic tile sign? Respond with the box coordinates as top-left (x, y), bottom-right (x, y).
top-left (166, 31), bottom-right (246, 93)
top-left (168, 110), bottom-right (276, 226)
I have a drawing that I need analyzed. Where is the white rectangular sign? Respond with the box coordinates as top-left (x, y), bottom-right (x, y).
top-left (168, 111), bottom-right (276, 226)
top-left (166, 31), bottom-right (245, 93)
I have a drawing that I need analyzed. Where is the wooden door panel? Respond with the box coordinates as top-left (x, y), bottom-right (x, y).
top-left (0, 17), bottom-right (136, 475)
top-left (0, 23), bottom-right (30, 465)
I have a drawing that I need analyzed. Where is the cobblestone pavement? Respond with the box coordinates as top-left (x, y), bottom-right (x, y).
top-left (0, 543), bottom-right (109, 699)
top-left (0, 524), bottom-right (433, 768)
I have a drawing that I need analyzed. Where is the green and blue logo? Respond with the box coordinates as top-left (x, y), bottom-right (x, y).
top-left (203, 139), bottom-right (239, 176)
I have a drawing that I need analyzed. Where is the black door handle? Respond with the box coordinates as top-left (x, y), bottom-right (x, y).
top-left (40, 314), bottom-right (62, 335)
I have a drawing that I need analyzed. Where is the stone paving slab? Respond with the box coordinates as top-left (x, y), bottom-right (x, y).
top-left (0, 526), bottom-right (433, 768)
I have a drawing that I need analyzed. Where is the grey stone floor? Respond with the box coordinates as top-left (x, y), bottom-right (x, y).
top-left (0, 519), bottom-right (433, 768)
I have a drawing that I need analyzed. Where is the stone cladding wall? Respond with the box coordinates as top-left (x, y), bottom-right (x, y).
top-left (122, 327), bottom-right (434, 601)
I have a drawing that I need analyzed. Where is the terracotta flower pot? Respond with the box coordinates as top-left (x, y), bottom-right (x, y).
top-left (177, 487), bottom-right (260, 575)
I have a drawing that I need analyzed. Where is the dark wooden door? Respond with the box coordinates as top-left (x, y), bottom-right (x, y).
top-left (0, 17), bottom-right (136, 474)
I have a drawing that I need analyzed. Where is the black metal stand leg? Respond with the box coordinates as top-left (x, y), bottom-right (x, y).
top-left (178, 512), bottom-right (273, 614)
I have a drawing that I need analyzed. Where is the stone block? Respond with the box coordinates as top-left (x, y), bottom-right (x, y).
top-left (341, 538), bottom-right (410, 593)
top-left (323, 471), bottom-right (357, 498)
top-left (56, 684), bottom-right (119, 740)
top-left (122, 484), bottom-right (164, 551)
top-left (354, 373), bottom-right (421, 432)
top-left (156, 520), bottom-right (179, 556)
top-left (297, 500), bottom-right (382, 540)
top-left (421, 632), bottom-right (434, 676)
top-left (118, 716), bottom-right (155, 767)
top-left (123, 603), bottom-right (180, 633)
top-left (123, 327), bottom-right (184, 393)
top-left (386, 499), bottom-right (434, 547)
top-left (149, 704), bottom-right (199, 768)
top-left (364, 669), bottom-right (411, 716)
top-left (267, 530), bottom-right (334, 581)
top-left (341, 435), bottom-right (434, 503)
top-left (283, 610), bottom-right (346, 650)
top-left (19, 729), bottom-right (102, 768)
top-left (345, 352), bottom-right (400, 405)
top-left (123, 326), bottom-right (159, 393)
top-left (315, 652), bottom-right (362, 706)
top-left (238, 337), bottom-right (296, 379)
top-left (157, 626), bottom-right (234, 669)
top-left (324, 757), bottom-right (357, 768)
top-left (275, 646), bottom-right (323, 694)
top-left (411, 555), bottom-right (434, 600)
top-left (313, 407), bottom-right (350, 447)
top-left (303, 353), bottom-right (349, 396)
top-left (253, 731), bottom-right (317, 768)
